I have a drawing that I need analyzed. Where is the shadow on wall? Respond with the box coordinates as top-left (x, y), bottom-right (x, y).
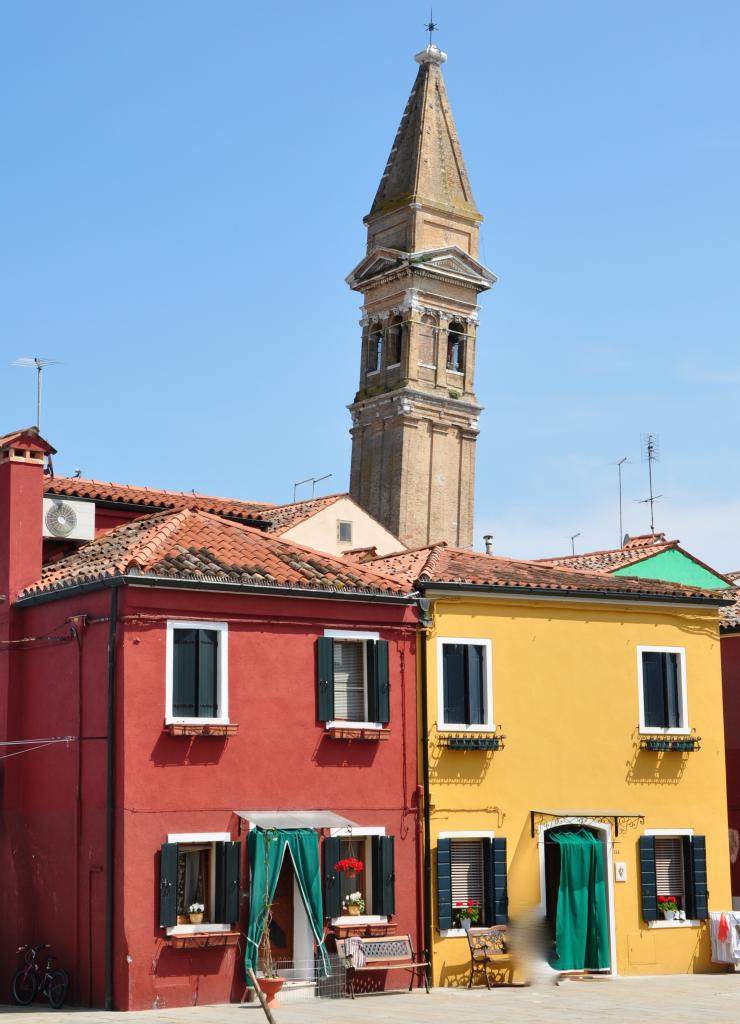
top-left (150, 735), bottom-right (228, 767)
top-left (625, 732), bottom-right (689, 786)
top-left (428, 728), bottom-right (498, 786)
top-left (311, 735), bottom-right (380, 768)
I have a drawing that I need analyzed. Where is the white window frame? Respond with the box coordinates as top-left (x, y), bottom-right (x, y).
top-left (165, 831), bottom-right (232, 935)
top-left (643, 828), bottom-right (700, 929)
top-left (438, 829), bottom-right (496, 938)
top-left (436, 637), bottom-right (495, 732)
top-left (324, 629), bottom-right (383, 730)
top-left (328, 825), bottom-right (387, 925)
top-left (337, 520), bottom-right (353, 544)
top-left (165, 620), bottom-right (229, 726)
top-left (637, 646), bottom-right (689, 735)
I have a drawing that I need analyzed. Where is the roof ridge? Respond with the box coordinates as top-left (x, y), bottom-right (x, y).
top-left (125, 507), bottom-right (195, 571)
top-left (48, 475), bottom-right (274, 510)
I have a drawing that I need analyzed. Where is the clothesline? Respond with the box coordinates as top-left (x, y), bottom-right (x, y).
top-left (0, 735), bottom-right (106, 761)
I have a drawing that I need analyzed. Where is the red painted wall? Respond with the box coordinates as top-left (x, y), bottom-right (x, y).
top-left (0, 582), bottom-right (420, 1010)
top-left (721, 634), bottom-right (740, 900)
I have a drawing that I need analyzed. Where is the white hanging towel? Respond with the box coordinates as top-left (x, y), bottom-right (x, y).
top-left (710, 911), bottom-right (740, 963)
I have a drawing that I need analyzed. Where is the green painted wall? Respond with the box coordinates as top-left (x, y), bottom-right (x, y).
top-left (613, 548), bottom-right (729, 589)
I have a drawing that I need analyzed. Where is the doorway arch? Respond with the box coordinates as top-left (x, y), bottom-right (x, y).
top-left (537, 819), bottom-right (617, 975)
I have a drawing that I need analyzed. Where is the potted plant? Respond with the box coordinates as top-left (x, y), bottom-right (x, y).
top-left (658, 895), bottom-right (679, 921)
top-left (188, 902), bottom-right (205, 925)
top-left (454, 900), bottom-right (481, 930)
top-left (343, 892), bottom-right (366, 917)
top-left (334, 856), bottom-right (363, 880)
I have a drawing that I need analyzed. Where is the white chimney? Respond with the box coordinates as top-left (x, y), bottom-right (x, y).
top-left (483, 534), bottom-right (493, 556)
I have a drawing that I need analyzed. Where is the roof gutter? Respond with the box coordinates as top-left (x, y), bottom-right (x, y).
top-left (15, 574), bottom-right (415, 608)
top-left (417, 581), bottom-right (731, 607)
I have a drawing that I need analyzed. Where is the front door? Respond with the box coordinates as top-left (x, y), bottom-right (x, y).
top-left (545, 826), bottom-right (610, 972)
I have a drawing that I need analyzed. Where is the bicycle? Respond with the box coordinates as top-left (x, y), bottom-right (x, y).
top-left (12, 943), bottom-right (69, 1008)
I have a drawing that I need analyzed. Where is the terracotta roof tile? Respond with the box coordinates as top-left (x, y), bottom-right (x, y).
top-left (45, 476), bottom-right (272, 522)
top-left (22, 507), bottom-right (408, 599)
top-left (370, 543), bottom-right (726, 603)
top-left (258, 494), bottom-right (345, 534)
top-left (536, 533), bottom-right (677, 572)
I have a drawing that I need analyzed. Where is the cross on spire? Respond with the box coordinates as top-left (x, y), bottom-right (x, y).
top-left (425, 9), bottom-right (438, 46)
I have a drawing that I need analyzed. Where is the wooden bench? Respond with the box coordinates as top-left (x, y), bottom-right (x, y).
top-left (466, 925), bottom-right (515, 988)
top-left (335, 934), bottom-right (429, 998)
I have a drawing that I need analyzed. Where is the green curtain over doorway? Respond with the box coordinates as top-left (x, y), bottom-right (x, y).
top-left (548, 829), bottom-right (610, 971)
top-left (245, 828), bottom-right (330, 983)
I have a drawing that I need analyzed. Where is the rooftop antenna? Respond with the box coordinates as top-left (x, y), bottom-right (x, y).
top-left (638, 433), bottom-right (662, 534)
top-left (292, 473), bottom-right (333, 503)
top-left (425, 8), bottom-right (438, 45)
top-left (570, 532), bottom-right (581, 556)
top-left (12, 356), bottom-right (61, 431)
top-left (616, 457), bottom-right (628, 548)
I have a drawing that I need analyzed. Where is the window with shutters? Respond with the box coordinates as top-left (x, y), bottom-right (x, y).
top-left (638, 646), bottom-right (688, 733)
top-left (654, 837), bottom-right (685, 910)
top-left (160, 832), bottom-right (241, 935)
top-left (437, 637), bottom-right (494, 730)
top-left (165, 620), bottom-right (229, 725)
top-left (451, 839), bottom-right (485, 927)
top-left (326, 828), bottom-right (395, 922)
top-left (319, 630), bottom-right (390, 728)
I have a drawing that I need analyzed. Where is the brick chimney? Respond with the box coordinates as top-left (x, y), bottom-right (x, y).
top-left (0, 428), bottom-right (56, 603)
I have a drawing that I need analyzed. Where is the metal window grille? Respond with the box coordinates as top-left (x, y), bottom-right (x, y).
top-left (654, 837), bottom-right (685, 899)
top-left (451, 839), bottom-right (484, 909)
top-left (333, 641), bottom-right (366, 720)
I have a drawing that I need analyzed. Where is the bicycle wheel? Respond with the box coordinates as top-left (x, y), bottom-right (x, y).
top-left (47, 969), bottom-right (69, 1009)
top-left (12, 968), bottom-right (37, 1005)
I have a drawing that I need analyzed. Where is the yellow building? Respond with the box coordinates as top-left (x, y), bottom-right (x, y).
top-left (372, 544), bottom-right (732, 982)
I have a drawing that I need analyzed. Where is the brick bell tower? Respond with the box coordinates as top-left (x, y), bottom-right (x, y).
top-left (347, 41), bottom-right (496, 550)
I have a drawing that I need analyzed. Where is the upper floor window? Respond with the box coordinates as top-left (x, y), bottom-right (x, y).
top-left (337, 520), bottom-right (353, 544)
top-left (387, 316), bottom-right (403, 367)
top-left (317, 631), bottom-right (390, 727)
top-left (437, 638), bottom-right (493, 730)
top-left (418, 314), bottom-right (436, 367)
top-left (638, 647), bottom-right (688, 733)
top-left (166, 621), bottom-right (229, 725)
top-left (446, 321), bottom-right (465, 373)
top-left (367, 329), bottom-right (382, 373)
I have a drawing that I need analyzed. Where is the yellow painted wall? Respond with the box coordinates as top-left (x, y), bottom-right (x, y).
top-left (422, 594), bottom-right (731, 983)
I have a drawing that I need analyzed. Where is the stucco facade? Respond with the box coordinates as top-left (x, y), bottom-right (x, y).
top-left (421, 593), bottom-right (731, 983)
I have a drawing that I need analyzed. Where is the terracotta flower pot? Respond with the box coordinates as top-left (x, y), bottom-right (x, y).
top-left (189, 913), bottom-right (204, 924)
top-left (258, 976), bottom-right (284, 1008)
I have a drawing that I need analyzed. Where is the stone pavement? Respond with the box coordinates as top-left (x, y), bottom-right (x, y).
top-left (2, 974), bottom-right (740, 1024)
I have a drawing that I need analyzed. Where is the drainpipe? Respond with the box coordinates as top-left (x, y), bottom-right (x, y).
top-left (416, 597), bottom-right (433, 984)
top-left (104, 586), bottom-right (118, 1011)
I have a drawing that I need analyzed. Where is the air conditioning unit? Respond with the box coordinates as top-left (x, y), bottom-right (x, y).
top-left (42, 497), bottom-right (95, 541)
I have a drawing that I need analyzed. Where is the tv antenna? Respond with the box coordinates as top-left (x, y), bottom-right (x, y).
top-left (616, 457), bottom-right (628, 547)
top-left (12, 356), bottom-right (61, 431)
top-left (637, 433), bottom-right (662, 533)
top-left (570, 532), bottom-right (581, 556)
top-left (292, 473), bottom-right (332, 503)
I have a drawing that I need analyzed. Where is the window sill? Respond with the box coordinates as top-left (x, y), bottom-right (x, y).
top-left (164, 722), bottom-right (238, 737)
top-left (325, 726), bottom-right (389, 742)
top-left (440, 928), bottom-right (470, 939)
top-left (168, 930), bottom-right (239, 949)
top-left (647, 919), bottom-right (700, 929)
top-left (437, 724), bottom-right (496, 733)
top-left (387, 362), bottom-right (401, 369)
top-left (418, 363), bottom-right (437, 369)
top-left (331, 915), bottom-right (387, 926)
top-left (167, 923), bottom-right (232, 935)
top-left (638, 727), bottom-right (691, 736)
top-left (446, 369), bottom-right (464, 376)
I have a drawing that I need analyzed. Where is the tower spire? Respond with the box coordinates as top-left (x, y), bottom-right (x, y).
top-left (347, 41), bottom-right (495, 550)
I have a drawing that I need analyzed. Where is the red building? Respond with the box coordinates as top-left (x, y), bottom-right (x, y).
top-left (0, 428), bottom-right (421, 1010)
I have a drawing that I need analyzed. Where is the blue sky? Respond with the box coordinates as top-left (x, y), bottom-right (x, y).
top-left (2, 2), bottom-right (738, 566)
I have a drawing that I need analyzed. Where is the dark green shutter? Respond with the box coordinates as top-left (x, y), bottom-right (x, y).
top-left (173, 629), bottom-right (197, 716)
top-left (639, 835), bottom-right (658, 921)
top-left (466, 645), bottom-right (485, 726)
top-left (198, 630), bottom-right (218, 717)
top-left (482, 837), bottom-right (508, 925)
top-left (368, 640), bottom-right (390, 724)
top-left (215, 841), bottom-right (241, 924)
top-left (159, 842), bottom-right (179, 927)
top-left (437, 838), bottom-right (452, 930)
top-left (317, 637), bottom-right (335, 722)
top-left (684, 835), bottom-right (708, 920)
top-left (323, 836), bottom-right (342, 918)
top-left (372, 835), bottom-right (395, 915)
top-left (443, 644), bottom-right (466, 725)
